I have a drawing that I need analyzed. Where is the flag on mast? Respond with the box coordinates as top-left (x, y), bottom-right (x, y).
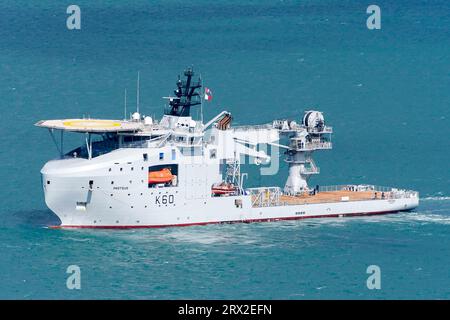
top-left (204, 87), bottom-right (213, 101)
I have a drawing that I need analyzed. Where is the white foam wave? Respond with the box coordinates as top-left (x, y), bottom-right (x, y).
top-left (160, 226), bottom-right (259, 245)
top-left (421, 196), bottom-right (450, 201)
top-left (405, 212), bottom-right (450, 225)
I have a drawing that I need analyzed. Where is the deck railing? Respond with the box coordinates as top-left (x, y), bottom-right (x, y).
top-left (247, 187), bottom-right (282, 207)
top-left (318, 185), bottom-right (394, 193)
top-left (317, 185), bottom-right (418, 199)
top-left (121, 141), bottom-right (148, 148)
top-left (233, 124), bottom-right (274, 131)
top-left (290, 141), bottom-right (332, 151)
top-left (246, 184), bottom-right (418, 208)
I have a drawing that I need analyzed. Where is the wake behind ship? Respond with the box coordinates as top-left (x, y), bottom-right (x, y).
top-left (36, 68), bottom-right (419, 228)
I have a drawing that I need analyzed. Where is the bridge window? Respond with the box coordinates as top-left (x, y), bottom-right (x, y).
top-left (159, 152), bottom-right (164, 160)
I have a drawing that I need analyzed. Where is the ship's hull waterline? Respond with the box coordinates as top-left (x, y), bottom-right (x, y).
top-left (51, 209), bottom-right (416, 229)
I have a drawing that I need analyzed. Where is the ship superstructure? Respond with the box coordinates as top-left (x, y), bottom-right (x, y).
top-left (36, 68), bottom-right (419, 228)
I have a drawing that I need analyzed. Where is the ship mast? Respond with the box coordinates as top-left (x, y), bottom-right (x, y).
top-left (165, 67), bottom-right (202, 117)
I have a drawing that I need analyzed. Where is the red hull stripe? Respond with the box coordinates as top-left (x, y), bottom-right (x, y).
top-left (49, 209), bottom-right (407, 230)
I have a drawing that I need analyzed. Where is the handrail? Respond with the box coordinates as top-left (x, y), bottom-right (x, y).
top-left (290, 141), bottom-right (332, 151)
top-left (247, 185), bottom-right (418, 208)
top-left (233, 124), bottom-right (273, 131)
top-left (317, 185), bottom-right (418, 198)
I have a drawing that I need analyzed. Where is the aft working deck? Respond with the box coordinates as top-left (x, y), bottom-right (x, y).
top-left (247, 185), bottom-right (418, 208)
top-left (281, 190), bottom-right (385, 205)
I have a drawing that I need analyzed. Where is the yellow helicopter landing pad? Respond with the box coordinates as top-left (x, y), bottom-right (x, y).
top-left (35, 119), bottom-right (143, 133)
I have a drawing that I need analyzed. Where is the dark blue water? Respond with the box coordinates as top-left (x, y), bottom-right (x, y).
top-left (0, 0), bottom-right (449, 299)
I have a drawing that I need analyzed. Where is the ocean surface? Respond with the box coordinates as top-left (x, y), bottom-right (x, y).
top-left (0, 0), bottom-right (449, 299)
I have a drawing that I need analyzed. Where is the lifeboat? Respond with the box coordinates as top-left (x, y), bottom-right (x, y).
top-left (212, 183), bottom-right (237, 196)
top-left (148, 168), bottom-right (173, 184)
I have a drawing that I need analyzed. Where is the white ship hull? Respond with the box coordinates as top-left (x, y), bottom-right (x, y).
top-left (41, 151), bottom-right (419, 229)
top-left (37, 68), bottom-right (419, 229)
top-left (49, 196), bottom-right (419, 229)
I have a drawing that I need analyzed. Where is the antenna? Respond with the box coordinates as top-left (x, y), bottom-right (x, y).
top-left (124, 89), bottom-right (127, 120)
top-left (200, 74), bottom-right (204, 124)
top-left (136, 71), bottom-right (140, 114)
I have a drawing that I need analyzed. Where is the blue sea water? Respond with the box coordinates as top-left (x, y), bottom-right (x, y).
top-left (0, 0), bottom-right (449, 299)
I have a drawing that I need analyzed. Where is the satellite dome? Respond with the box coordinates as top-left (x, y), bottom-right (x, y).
top-left (132, 112), bottom-right (141, 121)
top-left (144, 116), bottom-right (153, 125)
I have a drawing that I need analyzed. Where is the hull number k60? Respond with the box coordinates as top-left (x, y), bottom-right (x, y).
top-left (155, 194), bottom-right (175, 205)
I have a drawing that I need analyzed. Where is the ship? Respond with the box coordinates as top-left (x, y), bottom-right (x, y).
top-left (36, 68), bottom-right (419, 228)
